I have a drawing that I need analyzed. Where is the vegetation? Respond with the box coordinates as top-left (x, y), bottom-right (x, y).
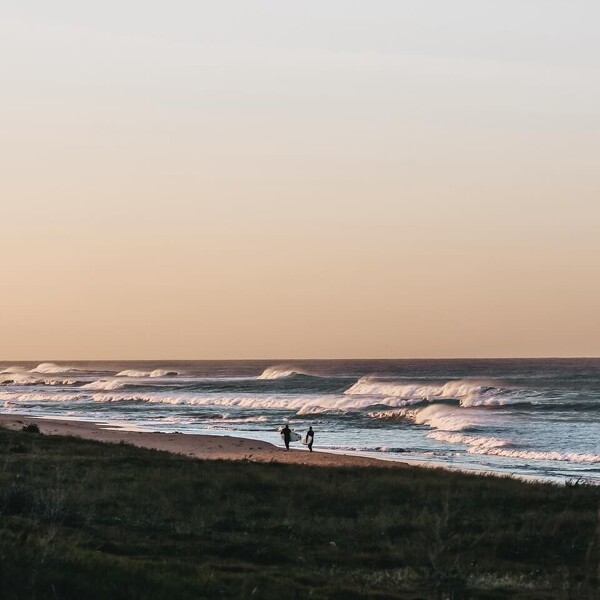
top-left (21, 424), bottom-right (41, 434)
top-left (0, 427), bottom-right (597, 599)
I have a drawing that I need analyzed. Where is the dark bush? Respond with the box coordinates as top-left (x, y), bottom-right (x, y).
top-left (22, 423), bottom-right (41, 433)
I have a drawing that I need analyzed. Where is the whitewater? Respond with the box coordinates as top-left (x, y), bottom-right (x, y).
top-left (1, 359), bottom-right (598, 483)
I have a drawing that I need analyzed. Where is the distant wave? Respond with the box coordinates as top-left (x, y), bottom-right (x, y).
top-left (115, 369), bottom-right (178, 378)
top-left (345, 376), bottom-right (531, 407)
top-left (1, 366), bottom-right (27, 374)
top-left (81, 379), bottom-right (127, 391)
top-left (257, 365), bottom-right (310, 380)
top-left (29, 362), bottom-right (83, 374)
top-left (90, 392), bottom-right (311, 408)
top-left (0, 391), bottom-right (89, 403)
top-left (0, 374), bottom-right (81, 387)
top-left (0, 373), bottom-right (40, 386)
top-left (84, 391), bottom-right (460, 418)
top-left (429, 431), bottom-right (600, 463)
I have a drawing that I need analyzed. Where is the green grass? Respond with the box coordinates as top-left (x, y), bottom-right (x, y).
top-left (0, 427), bottom-right (598, 599)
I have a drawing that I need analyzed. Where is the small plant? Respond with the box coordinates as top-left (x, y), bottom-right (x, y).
top-left (22, 423), bottom-right (41, 434)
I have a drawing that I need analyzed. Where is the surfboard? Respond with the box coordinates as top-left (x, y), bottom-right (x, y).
top-left (279, 430), bottom-right (301, 443)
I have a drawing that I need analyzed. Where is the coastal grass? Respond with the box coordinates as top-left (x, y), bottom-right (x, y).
top-left (0, 427), bottom-right (598, 599)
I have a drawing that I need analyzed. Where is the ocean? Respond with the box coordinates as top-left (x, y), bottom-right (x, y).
top-left (1, 359), bottom-right (598, 484)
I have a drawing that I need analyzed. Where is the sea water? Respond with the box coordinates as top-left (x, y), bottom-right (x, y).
top-left (1, 359), bottom-right (598, 484)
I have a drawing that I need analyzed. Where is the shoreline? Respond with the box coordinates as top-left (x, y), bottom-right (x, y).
top-left (0, 414), bottom-right (409, 469)
top-left (0, 414), bottom-right (584, 485)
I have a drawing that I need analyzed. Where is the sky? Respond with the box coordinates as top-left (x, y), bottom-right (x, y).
top-left (1, 1), bottom-right (599, 359)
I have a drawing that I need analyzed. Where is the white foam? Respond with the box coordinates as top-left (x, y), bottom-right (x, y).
top-left (412, 404), bottom-right (484, 432)
top-left (217, 415), bottom-right (269, 424)
top-left (486, 448), bottom-right (600, 463)
top-left (91, 392), bottom-right (302, 407)
top-left (0, 373), bottom-right (40, 386)
top-left (115, 369), bottom-right (178, 378)
top-left (345, 376), bottom-right (517, 407)
top-left (366, 409), bottom-right (411, 420)
top-left (30, 362), bottom-right (79, 374)
top-left (42, 378), bottom-right (80, 386)
top-left (0, 391), bottom-right (89, 402)
top-left (81, 379), bottom-right (127, 391)
top-left (149, 369), bottom-right (177, 377)
top-left (257, 365), bottom-right (307, 380)
top-left (294, 405), bottom-right (346, 415)
top-left (90, 392), bottom-right (352, 412)
top-left (0, 373), bottom-right (81, 386)
top-left (428, 431), bottom-right (600, 463)
top-left (86, 390), bottom-right (441, 414)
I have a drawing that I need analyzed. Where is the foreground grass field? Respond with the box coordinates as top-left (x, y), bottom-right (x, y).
top-left (0, 427), bottom-right (598, 599)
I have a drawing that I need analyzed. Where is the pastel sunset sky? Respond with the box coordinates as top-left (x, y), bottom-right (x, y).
top-left (2, 1), bottom-right (599, 359)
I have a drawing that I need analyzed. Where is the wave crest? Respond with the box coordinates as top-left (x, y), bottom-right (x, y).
top-left (0, 374), bottom-right (81, 387)
top-left (1, 366), bottom-right (27, 374)
top-left (412, 404), bottom-right (485, 432)
top-left (257, 365), bottom-right (308, 380)
top-left (0, 373), bottom-right (40, 386)
top-left (345, 376), bottom-right (521, 407)
top-left (29, 362), bottom-right (86, 374)
top-left (115, 369), bottom-right (178, 378)
top-left (81, 379), bottom-right (127, 391)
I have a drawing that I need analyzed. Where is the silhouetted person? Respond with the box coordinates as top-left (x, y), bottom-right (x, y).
top-left (282, 424), bottom-right (291, 450)
top-left (306, 426), bottom-right (314, 452)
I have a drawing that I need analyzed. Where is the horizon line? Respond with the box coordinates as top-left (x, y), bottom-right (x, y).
top-left (1, 356), bottom-right (599, 362)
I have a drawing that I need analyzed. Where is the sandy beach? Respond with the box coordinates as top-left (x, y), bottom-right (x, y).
top-left (0, 414), bottom-right (407, 469)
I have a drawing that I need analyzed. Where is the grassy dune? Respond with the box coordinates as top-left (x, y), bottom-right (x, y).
top-left (0, 427), bottom-right (598, 599)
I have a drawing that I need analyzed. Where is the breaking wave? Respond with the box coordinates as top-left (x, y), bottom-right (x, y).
top-left (0, 374), bottom-right (81, 386)
top-left (0, 373), bottom-right (40, 386)
top-left (345, 376), bottom-right (529, 407)
top-left (81, 379), bottom-right (127, 391)
top-left (257, 365), bottom-right (309, 380)
top-left (90, 393), bottom-right (320, 408)
top-left (30, 363), bottom-right (82, 374)
top-left (115, 369), bottom-right (178, 378)
top-left (0, 391), bottom-right (89, 403)
top-left (411, 404), bottom-right (488, 432)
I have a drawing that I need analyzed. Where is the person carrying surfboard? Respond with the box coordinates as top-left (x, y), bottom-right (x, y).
top-left (306, 426), bottom-right (314, 452)
top-left (282, 424), bottom-right (291, 450)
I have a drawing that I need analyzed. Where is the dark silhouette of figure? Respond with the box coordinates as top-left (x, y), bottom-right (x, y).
top-left (306, 426), bottom-right (314, 452)
top-left (282, 424), bottom-right (291, 450)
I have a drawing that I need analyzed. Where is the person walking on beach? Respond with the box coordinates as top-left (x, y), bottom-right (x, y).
top-left (306, 426), bottom-right (314, 452)
top-left (282, 424), bottom-right (291, 450)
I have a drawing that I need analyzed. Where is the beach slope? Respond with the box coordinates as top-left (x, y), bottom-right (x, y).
top-left (0, 415), bottom-right (406, 468)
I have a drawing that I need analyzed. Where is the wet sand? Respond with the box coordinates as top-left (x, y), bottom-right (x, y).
top-left (0, 415), bottom-right (408, 469)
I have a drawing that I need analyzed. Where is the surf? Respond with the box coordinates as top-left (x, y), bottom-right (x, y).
top-left (344, 376), bottom-right (537, 407)
top-left (257, 365), bottom-right (311, 380)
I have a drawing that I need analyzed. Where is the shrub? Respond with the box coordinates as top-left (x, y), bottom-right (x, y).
top-left (22, 423), bottom-right (41, 434)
